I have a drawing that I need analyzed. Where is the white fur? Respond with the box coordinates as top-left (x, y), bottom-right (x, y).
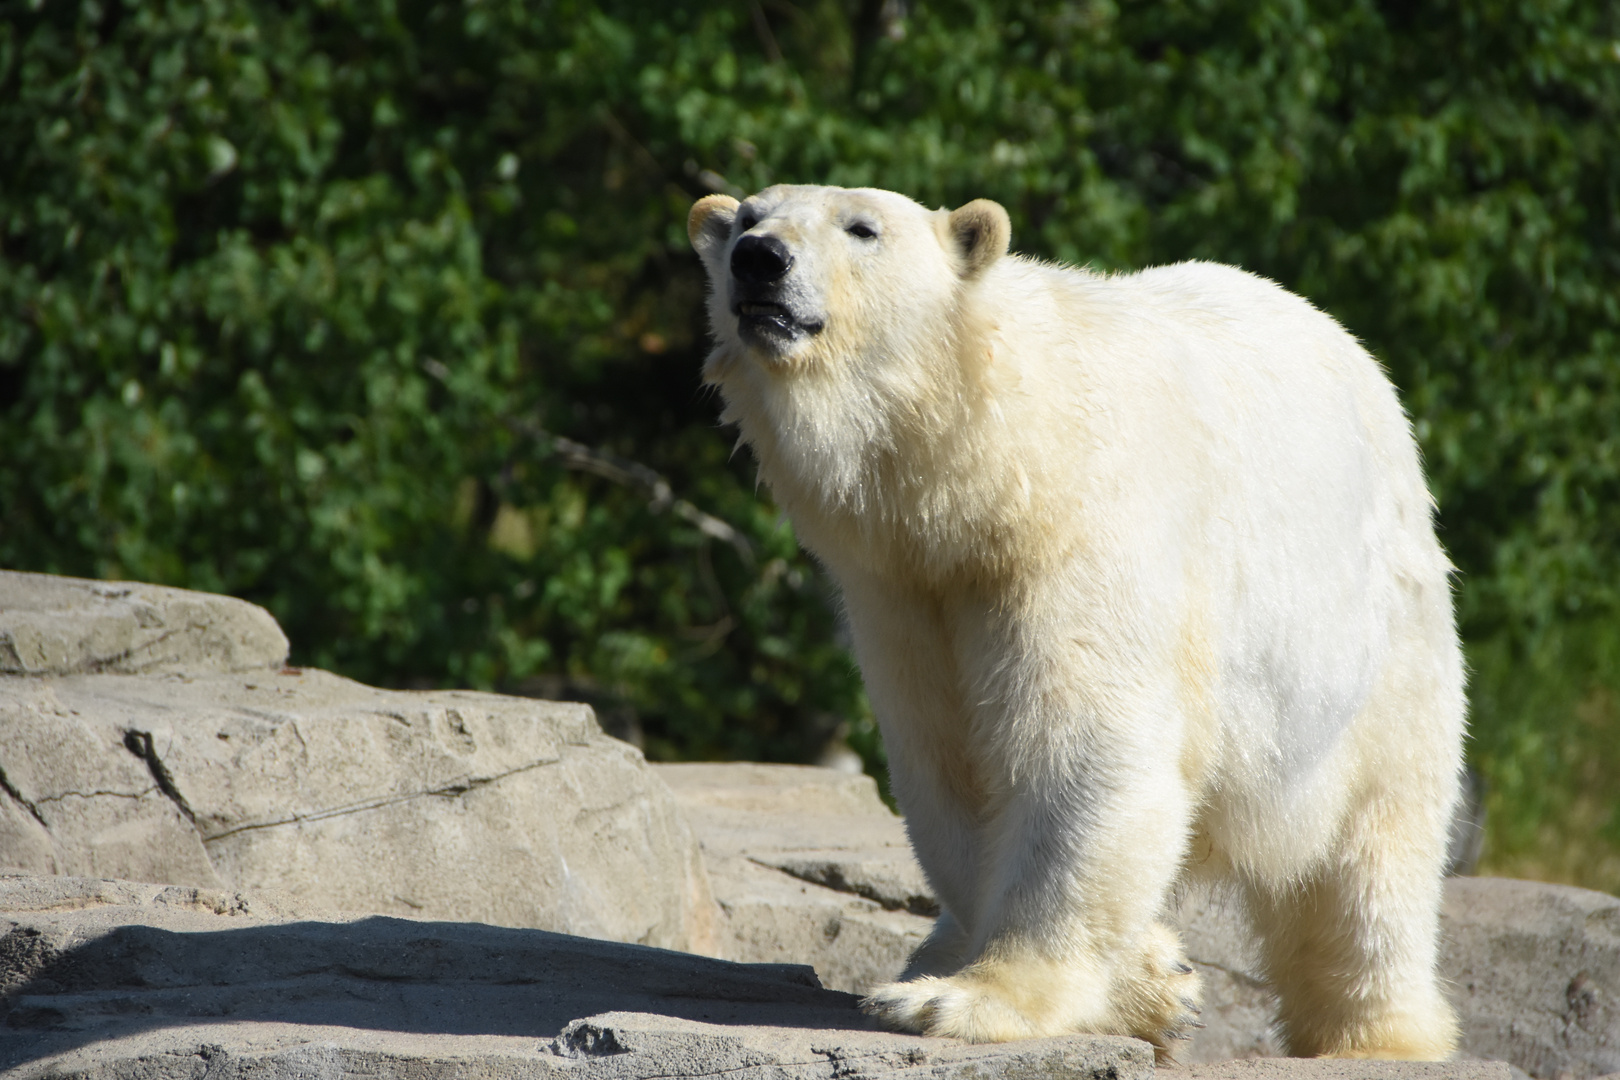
top-left (689, 185), bottom-right (1465, 1058)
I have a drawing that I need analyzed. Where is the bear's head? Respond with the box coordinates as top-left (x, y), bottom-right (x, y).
top-left (688, 184), bottom-right (1010, 375)
top-left (687, 185), bottom-right (1015, 546)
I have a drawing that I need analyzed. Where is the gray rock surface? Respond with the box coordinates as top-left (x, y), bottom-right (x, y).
top-left (1443, 876), bottom-right (1618, 1079)
top-left (0, 667), bottom-right (717, 952)
top-left (0, 872), bottom-right (1155, 1080)
top-left (0, 572), bottom-right (1601, 1080)
top-left (656, 763), bottom-right (932, 992)
top-left (1183, 1064), bottom-right (1509, 1080)
top-left (1171, 889), bottom-right (1284, 1063)
top-left (0, 571), bottom-right (289, 677)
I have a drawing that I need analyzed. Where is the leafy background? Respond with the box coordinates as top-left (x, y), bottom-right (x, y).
top-left (2, 0), bottom-right (1616, 890)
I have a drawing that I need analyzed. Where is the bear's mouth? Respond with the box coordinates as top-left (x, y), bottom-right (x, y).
top-left (732, 299), bottom-right (823, 347)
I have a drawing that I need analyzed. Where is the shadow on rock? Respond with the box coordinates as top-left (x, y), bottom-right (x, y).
top-left (1, 913), bottom-right (875, 1069)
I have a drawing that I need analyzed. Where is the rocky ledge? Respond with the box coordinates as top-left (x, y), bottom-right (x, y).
top-left (0, 873), bottom-right (1508, 1080)
top-left (0, 571), bottom-right (715, 954)
top-left (2, 570), bottom-right (1616, 1080)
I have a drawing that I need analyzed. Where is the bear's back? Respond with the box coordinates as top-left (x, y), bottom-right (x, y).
top-left (977, 256), bottom-right (1449, 778)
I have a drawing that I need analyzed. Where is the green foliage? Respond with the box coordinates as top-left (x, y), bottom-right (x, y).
top-left (1466, 622), bottom-right (1620, 889)
top-left (0, 0), bottom-right (866, 763)
top-left (2, 0), bottom-right (1615, 882)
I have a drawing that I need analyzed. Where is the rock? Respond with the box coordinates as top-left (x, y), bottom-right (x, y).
top-left (1172, 878), bottom-right (1620, 1078)
top-left (0, 871), bottom-right (1155, 1080)
top-left (0, 667), bottom-right (717, 953)
top-left (655, 763), bottom-right (933, 992)
top-left (545, 1013), bottom-right (1152, 1080)
top-left (0, 789), bottom-right (57, 879)
top-left (657, 762), bottom-right (897, 819)
top-left (0, 571), bottom-right (288, 677)
top-left (1173, 889), bottom-right (1285, 1063)
top-left (0, 678), bottom-right (220, 887)
top-left (1183, 1063), bottom-right (1509, 1080)
top-left (696, 854), bottom-right (931, 997)
top-left (0, 572), bottom-right (1600, 1080)
top-left (1443, 876), bottom-right (1619, 1080)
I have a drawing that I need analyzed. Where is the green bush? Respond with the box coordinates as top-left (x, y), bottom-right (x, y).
top-left (2, 0), bottom-right (1615, 887)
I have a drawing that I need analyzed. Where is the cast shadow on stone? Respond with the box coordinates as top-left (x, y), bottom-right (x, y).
top-left (1, 914), bottom-right (877, 1068)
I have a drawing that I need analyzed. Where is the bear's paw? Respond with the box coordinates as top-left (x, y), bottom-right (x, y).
top-left (865, 925), bottom-right (1203, 1053)
top-left (864, 972), bottom-right (1048, 1043)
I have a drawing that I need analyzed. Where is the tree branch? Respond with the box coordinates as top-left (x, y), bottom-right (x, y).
top-left (511, 420), bottom-right (756, 567)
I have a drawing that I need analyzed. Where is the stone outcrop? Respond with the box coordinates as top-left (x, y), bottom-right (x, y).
top-left (2, 569), bottom-right (1613, 1080)
top-left (656, 762), bottom-right (932, 993)
top-left (0, 572), bottom-right (717, 954)
top-left (0, 873), bottom-right (1512, 1080)
top-left (1444, 877), bottom-right (1619, 1079)
top-left (0, 872), bottom-right (1159, 1080)
top-left (0, 571), bottom-right (289, 677)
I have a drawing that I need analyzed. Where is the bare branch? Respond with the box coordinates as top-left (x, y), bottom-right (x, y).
top-left (750, 0), bottom-right (784, 64)
top-left (511, 420), bottom-right (756, 566)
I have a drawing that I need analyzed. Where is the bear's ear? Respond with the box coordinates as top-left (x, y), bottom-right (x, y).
top-left (689, 194), bottom-right (740, 264)
top-left (947, 199), bottom-right (1011, 278)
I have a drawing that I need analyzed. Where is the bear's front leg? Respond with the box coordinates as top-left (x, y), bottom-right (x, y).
top-left (866, 772), bottom-right (1202, 1047)
top-left (863, 605), bottom-right (1205, 1051)
top-left (836, 567), bottom-right (1001, 970)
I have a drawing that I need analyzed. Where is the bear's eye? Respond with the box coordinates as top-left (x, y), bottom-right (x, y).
top-left (846, 222), bottom-right (878, 240)
top-left (737, 212), bottom-right (760, 233)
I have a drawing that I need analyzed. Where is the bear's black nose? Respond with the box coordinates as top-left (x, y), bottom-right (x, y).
top-left (731, 235), bottom-right (794, 285)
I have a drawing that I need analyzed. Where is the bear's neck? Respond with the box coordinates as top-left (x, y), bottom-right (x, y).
top-left (713, 317), bottom-right (1049, 585)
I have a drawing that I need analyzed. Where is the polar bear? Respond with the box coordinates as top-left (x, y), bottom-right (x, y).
top-left (688, 185), bottom-right (1464, 1059)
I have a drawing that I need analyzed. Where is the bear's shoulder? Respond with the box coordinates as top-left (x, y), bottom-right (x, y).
top-left (996, 258), bottom-right (1349, 356)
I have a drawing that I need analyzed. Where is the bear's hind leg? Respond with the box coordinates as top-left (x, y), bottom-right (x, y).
top-left (1246, 779), bottom-right (1459, 1060)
